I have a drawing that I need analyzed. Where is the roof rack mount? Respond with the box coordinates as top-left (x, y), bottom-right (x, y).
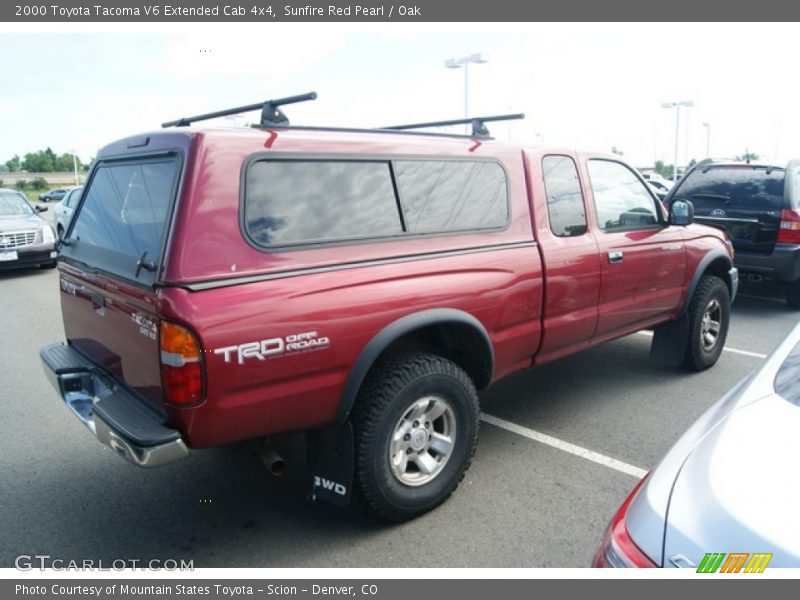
top-left (382, 113), bottom-right (525, 140)
top-left (161, 92), bottom-right (318, 129)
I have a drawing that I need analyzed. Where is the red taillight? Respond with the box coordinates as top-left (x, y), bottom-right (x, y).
top-left (160, 321), bottom-right (204, 406)
top-left (592, 475), bottom-right (657, 568)
top-left (777, 209), bottom-right (800, 244)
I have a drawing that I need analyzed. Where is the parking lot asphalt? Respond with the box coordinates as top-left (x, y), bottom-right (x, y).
top-left (0, 256), bottom-right (796, 568)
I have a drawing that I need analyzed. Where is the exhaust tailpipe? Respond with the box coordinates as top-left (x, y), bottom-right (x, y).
top-left (258, 446), bottom-right (286, 477)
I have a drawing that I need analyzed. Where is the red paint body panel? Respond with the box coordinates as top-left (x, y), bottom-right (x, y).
top-left (160, 248), bottom-right (543, 447)
top-left (55, 129), bottom-right (732, 449)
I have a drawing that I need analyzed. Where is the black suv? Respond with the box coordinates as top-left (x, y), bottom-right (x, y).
top-left (666, 159), bottom-right (800, 307)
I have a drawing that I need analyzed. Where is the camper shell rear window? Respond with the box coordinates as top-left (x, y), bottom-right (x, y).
top-left (60, 154), bottom-right (181, 285)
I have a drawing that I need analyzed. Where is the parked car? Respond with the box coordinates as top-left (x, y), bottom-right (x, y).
top-left (646, 178), bottom-right (672, 194)
top-left (53, 186), bottom-right (83, 238)
top-left (641, 172), bottom-right (672, 187)
top-left (40, 94), bottom-right (737, 521)
top-left (38, 188), bottom-right (68, 203)
top-left (593, 321), bottom-right (800, 569)
top-left (0, 188), bottom-right (57, 269)
top-left (665, 159), bottom-right (800, 308)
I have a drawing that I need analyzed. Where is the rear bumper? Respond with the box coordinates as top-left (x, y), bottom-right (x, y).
top-left (40, 343), bottom-right (188, 467)
top-left (735, 244), bottom-right (800, 283)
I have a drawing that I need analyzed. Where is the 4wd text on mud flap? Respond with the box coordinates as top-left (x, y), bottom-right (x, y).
top-left (314, 476), bottom-right (347, 496)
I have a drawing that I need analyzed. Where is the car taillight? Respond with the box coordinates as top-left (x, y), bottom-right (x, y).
top-left (160, 320), bottom-right (204, 406)
top-left (592, 475), bottom-right (657, 568)
top-left (777, 209), bottom-right (800, 244)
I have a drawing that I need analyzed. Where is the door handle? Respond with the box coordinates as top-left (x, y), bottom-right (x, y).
top-left (608, 250), bottom-right (624, 264)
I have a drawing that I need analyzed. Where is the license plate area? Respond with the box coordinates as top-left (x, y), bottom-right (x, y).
top-left (0, 251), bottom-right (19, 261)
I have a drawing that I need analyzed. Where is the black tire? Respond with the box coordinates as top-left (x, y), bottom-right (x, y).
top-left (684, 275), bottom-right (730, 371)
top-left (352, 352), bottom-right (479, 522)
top-left (785, 281), bottom-right (800, 310)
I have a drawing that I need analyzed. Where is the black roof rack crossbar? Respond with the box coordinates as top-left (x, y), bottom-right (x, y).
top-left (161, 92), bottom-right (318, 128)
top-left (382, 113), bottom-right (525, 139)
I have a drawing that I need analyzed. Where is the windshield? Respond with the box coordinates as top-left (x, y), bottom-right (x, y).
top-left (0, 191), bottom-right (34, 216)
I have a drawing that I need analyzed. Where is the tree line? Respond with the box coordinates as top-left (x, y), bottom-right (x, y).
top-left (2, 148), bottom-right (90, 173)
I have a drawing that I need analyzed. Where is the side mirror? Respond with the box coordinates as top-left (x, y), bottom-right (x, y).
top-left (35, 205), bottom-right (48, 213)
top-left (669, 199), bottom-right (694, 226)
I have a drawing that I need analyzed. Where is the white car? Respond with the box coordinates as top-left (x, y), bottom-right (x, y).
top-left (53, 186), bottom-right (82, 239)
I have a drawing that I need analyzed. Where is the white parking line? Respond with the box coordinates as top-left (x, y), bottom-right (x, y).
top-left (635, 331), bottom-right (767, 359)
top-left (480, 413), bottom-right (648, 479)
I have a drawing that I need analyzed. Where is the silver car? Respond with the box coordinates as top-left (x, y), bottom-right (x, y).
top-left (53, 186), bottom-right (82, 239)
top-left (594, 322), bottom-right (800, 569)
top-left (0, 188), bottom-right (57, 269)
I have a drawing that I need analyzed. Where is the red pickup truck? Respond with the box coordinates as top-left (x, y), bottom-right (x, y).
top-left (40, 98), bottom-right (737, 521)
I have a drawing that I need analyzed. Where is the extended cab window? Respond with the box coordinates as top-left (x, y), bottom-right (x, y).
top-left (61, 156), bottom-right (179, 284)
top-left (244, 158), bottom-right (509, 248)
top-left (588, 159), bottom-right (660, 231)
top-left (393, 160), bottom-right (507, 233)
top-left (542, 155), bottom-right (587, 237)
top-left (244, 161), bottom-right (403, 246)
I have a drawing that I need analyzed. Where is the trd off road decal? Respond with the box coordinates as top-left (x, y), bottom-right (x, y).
top-left (214, 331), bottom-right (330, 364)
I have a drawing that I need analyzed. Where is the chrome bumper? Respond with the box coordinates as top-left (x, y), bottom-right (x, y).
top-left (40, 343), bottom-right (189, 467)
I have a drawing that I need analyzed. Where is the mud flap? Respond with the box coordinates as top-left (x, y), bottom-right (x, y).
top-left (306, 423), bottom-right (354, 507)
top-left (650, 316), bottom-right (689, 367)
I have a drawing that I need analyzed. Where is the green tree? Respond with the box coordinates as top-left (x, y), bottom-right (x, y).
top-left (15, 179), bottom-right (27, 190)
top-left (654, 160), bottom-right (676, 178)
top-left (55, 152), bottom-right (83, 172)
top-left (5, 155), bottom-right (21, 172)
top-left (611, 146), bottom-right (624, 156)
top-left (734, 152), bottom-right (760, 162)
top-left (22, 150), bottom-right (55, 172)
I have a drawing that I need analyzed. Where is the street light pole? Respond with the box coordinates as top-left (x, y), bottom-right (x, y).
top-left (703, 122), bottom-right (711, 158)
top-left (662, 100), bottom-right (694, 180)
top-left (445, 53), bottom-right (488, 133)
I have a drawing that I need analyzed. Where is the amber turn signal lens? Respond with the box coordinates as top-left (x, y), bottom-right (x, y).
top-left (160, 321), bottom-right (201, 360)
top-left (159, 320), bottom-right (204, 406)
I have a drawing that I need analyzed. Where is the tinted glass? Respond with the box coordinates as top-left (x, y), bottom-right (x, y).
top-left (65, 157), bottom-right (178, 282)
top-left (588, 160), bottom-right (659, 231)
top-left (0, 191), bottom-right (33, 215)
top-left (542, 155), bottom-right (586, 237)
top-left (394, 160), bottom-right (507, 233)
top-left (671, 166), bottom-right (785, 211)
top-left (245, 161), bottom-right (403, 246)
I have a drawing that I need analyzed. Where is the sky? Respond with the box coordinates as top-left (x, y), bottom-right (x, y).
top-left (1, 23), bottom-right (799, 169)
